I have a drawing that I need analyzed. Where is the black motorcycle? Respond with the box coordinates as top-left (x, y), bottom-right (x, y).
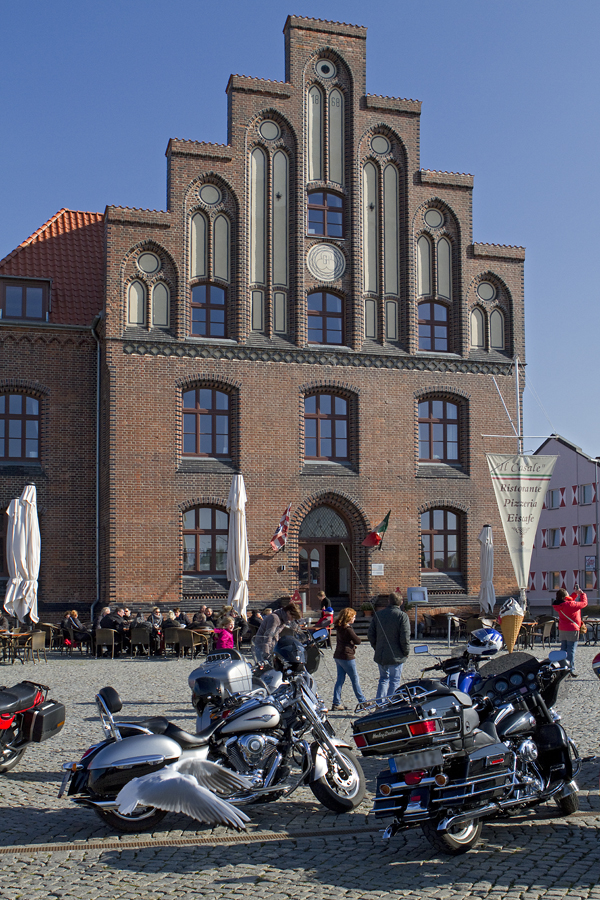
top-left (352, 649), bottom-right (580, 854)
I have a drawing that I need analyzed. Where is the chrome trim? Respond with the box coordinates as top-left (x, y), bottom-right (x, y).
top-left (111, 754), bottom-right (165, 769)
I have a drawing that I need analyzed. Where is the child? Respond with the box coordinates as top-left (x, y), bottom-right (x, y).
top-left (213, 616), bottom-right (235, 650)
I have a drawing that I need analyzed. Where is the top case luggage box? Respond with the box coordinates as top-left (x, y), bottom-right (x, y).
top-left (188, 651), bottom-right (253, 697)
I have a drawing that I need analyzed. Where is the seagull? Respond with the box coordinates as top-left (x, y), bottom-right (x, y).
top-left (115, 758), bottom-right (252, 831)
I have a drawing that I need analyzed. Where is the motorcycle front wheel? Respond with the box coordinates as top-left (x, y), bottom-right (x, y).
top-left (0, 746), bottom-right (26, 774)
top-left (421, 818), bottom-right (483, 855)
top-left (95, 806), bottom-right (168, 833)
top-left (310, 748), bottom-right (365, 812)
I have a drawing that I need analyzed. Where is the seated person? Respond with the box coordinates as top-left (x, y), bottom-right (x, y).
top-left (248, 609), bottom-right (263, 629)
top-left (92, 606), bottom-right (110, 633)
top-left (190, 613), bottom-right (213, 633)
top-left (148, 607), bottom-right (163, 632)
top-left (173, 607), bottom-right (190, 626)
top-left (213, 616), bottom-right (235, 650)
top-left (61, 609), bottom-right (92, 645)
top-left (204, 607), bottom-right (218, 625)
top-left (122, 608), bottom-right (133, 624)
top-left (99, 607), bottom-right (130, 652)
top-left (0, 612), bottom-right (11, 632)
top-left (130, 610), bottom-right (158, 654)
top-left (164, 610), bottom-right (185, 628)
top-left (312, 606), bottom-right (334, 631)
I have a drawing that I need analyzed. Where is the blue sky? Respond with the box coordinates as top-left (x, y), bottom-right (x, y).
top-left (1, 1), bottom-right (598, 455)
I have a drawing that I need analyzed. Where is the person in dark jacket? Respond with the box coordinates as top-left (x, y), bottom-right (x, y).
top-left (254, 601), bottom-right (301, 660)
top-left (368, 592), bottom-right (410, 699)
top-left (332, 607), bottom-right (366, 710)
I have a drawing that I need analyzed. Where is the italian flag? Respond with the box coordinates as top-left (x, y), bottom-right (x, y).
top-left (362, 511), bottom-right (391, 548)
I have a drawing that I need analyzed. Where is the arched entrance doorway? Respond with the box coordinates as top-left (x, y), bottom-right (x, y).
top-left (298, 506), bottom-right (352, 609)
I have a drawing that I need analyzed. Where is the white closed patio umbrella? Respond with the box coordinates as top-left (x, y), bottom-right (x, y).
top-left (477, 524), bottom-right (496, 616)
top-left (4, 484), bottom-right (40, 624)
top-left (226, 475), bottom-right (249, 619)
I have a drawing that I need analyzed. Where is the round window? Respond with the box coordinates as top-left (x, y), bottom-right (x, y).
top-left (424, 208), bottom-right (443, 228)
top-left (370, 135), bottom-right (390, 155)
top-left (315, 59), bottom-right (336, 79)
top-left (477, 281), bottom-right (496, 301)
top-left (259, 120), bottom-right (280, 141)
top-left (199, 184), bottom-right (222, 205)
top-left (137, 252), bottom-right (161, 274)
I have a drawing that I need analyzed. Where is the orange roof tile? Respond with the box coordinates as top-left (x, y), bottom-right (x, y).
top-left (0, 209), bottom-right (104, 326)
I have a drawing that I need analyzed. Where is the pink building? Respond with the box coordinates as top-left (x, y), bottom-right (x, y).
top-left (528, 435), bottom-right (599, 608)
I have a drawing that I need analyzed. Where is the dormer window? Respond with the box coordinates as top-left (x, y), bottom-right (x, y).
top-left (0, 279), bottom-right (49, 320)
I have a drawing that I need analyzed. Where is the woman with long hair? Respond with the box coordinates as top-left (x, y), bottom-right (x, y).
top-left (332, 607), bottom-right (367, 711)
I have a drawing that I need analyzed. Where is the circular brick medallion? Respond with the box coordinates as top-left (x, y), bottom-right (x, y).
top-left (477, 281), bottom-right (496, 301)
top-left (424, 208), bottom-right (443, 228)
top-left (259, 120), bottom-right (280, 140)
top-left (306, 243), bottom-right (345, 281)
top-left (137, 252), bottom-right (161, 274)
top-left (199, 184), bottom-right (221, 205)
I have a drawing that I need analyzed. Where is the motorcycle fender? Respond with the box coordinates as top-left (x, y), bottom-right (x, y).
top-left (308, 739), bottom-right (351, 783)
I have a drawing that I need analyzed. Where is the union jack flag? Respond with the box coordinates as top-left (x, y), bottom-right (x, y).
top-left (270, 503), bottom-right (292, 552)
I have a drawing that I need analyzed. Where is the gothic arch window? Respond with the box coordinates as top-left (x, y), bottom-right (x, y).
top-left (490, 308), bottom-right (505, 349)
top-left (307, 82), bottom-right (345, 186)
top-left (183, 506), bottom-right (228, 575)
top-left (420, 508), bottom-right (461, 572)
top-left (470, 307), bottom-right (485, 349)
top-left (127, 280), bottom-right (145, 325)
top-left (417, 235), bottom-right (432, 297)
top-left (152, 282), bottom-right (170, 327)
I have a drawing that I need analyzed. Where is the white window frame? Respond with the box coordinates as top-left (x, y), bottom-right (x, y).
top-left (548, 571), bottom-right (560, 590)
top-left (546, 489), bottom-right (560, 509)
top-left (580, 484), bottom-right (593, 505)
top-left (548, 528), bottom-right (561, 548)
top-left (580, 525), bottom-right (594, 545)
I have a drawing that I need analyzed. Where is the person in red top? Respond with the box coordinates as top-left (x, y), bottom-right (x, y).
top-left (552, 585), bottom-right (588, 676)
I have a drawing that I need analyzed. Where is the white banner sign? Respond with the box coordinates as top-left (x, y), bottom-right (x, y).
top-left (487, 453), bottom-right (557, 598)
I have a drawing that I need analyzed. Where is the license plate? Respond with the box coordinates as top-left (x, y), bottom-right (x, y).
top-left (58, 769), bottom-right (72, 799)
top-left (392, 747), bottom-right (444, 773)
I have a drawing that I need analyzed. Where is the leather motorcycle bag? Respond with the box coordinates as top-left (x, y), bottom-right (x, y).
top-left (22, 700), bottom-right (66, 742)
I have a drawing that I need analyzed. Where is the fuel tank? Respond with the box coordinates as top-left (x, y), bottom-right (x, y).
top-left (87, 733), bottom-right (182, 796)
top-left (220, 697), bottom-right (280, 734)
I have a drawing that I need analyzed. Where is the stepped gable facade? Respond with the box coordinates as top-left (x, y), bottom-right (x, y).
top-left (0, 16), bottom-right (525, 611)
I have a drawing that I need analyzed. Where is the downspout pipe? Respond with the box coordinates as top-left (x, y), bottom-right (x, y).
top-left (90, 313), bottom-right (103, 622)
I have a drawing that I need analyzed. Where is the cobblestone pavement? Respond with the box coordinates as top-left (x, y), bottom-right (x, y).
top-left (0, 638), bottom-right (599, 899)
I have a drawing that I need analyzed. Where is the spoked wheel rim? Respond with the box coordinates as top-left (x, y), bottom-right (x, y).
top-left (112, 806), bottom-right (161, 822)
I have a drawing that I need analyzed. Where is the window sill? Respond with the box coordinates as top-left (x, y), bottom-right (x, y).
top-left (301, 460), bottom-right (357, 477)
top-left (415, 350), bottom-right (462, 359)
top-left (177, 458), bottom-right (237, 475)
top-left (0, 460), bottom-right (44, 474)
top-left (306, 343), bottom-right (352, 352)
top-left (416, 462), bottom-right (468, 479)
top-left (187, 336), bottom-right (238, 345)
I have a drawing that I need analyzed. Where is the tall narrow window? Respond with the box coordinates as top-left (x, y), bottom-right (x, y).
top-left (437, 237), bottom-right (452, 300)
top-left (328, 89), bottom-right (344, 185)
top-left (418, 398), bottom-right (459, 462)
top-left (417, 236), bottom-right (432, 297)
top-left (383, 164), bottom-right (399, 296)
top-left (273, 291), bottom-right (287, 334)
top-left (418, 302), bottom-right (448, 352)
top-left (364, 299), bottom-right (376, 339)
top-left (251, 291), bottom-right (264, 331)
top-left (0, 394), bottom-right (40, 461)
top-left (307, 292), bottom-right (343, 345)
top-left (272, 150), bottom-right (289, 287)
top-left (213, 215), bottom-right (230, 283)
top-left (470, 308), bottom-right (485, 348)
top-left (420, 509), bottom-right (460, 571)
top-left (182, 388), bottom-right (229, 457)
top-left (190, 212), bottom-right (207, 279)
top-left (183, 507), bottom-right (228, 574)
top-left (308, 86), bottom-right (323, 182)
top-left (304, 394), bottom-right (348, 461)
top-left (152, 283), bottom-right (169, 327)
top-left (363, 162), bottom-right (378, 293)
top-left (127, 281), bottom-right (145, 325)
top-left (385, 300), bottom-right (398, 341)
top-left (191, 284), bottom-right (226, 338)
top-left (250, 148), bottom-right (266, 285)
top-left (490, 309), bottom-right (505, 349)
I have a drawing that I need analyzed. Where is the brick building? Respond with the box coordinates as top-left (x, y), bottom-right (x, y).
top-left (0, 15), bottom-right (526, 614)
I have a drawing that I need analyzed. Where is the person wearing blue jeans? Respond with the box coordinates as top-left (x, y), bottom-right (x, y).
top-left (331, 608), bottom-right (367, 710)
top-left (553, 585), bottom-right (587, 677)
top-left (368, 593), bottom-right (411, 700)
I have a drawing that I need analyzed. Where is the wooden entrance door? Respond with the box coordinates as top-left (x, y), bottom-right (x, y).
top-left (299, 541), bottom-right (351, 609)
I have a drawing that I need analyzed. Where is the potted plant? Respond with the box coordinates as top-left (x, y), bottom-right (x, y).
top-left (361, 602), bottom-right (374, 617)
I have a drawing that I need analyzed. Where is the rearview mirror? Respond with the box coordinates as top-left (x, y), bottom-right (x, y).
top-left (548, 650), bottom-right (567, 663)
top-left (414, 645), bottom-right (429, 654)
top-left (312, 628), bottom-right (329, 642)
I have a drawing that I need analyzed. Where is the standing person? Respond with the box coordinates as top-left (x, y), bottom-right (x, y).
top-left (331, 607), bottom-right (366, 710)
top-left (552, 585), bottom-right (588, 676)
top-left (254, 600), bottom-right (301, 660)
top-left (368, 592), bottom-right (410, 699)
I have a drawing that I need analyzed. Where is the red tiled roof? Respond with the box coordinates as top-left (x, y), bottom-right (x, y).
top-left (0, 209), bottom-right (104, 326)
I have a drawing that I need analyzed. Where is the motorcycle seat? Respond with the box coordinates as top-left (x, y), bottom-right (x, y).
top-left (164, 720), bottom-right (217, 748)
top-left (0, 682), bottom-right (38, 714)
top-left (421, 679), bottom-right (473, 707)
top-left (115, 716), bottom-right (170, 738)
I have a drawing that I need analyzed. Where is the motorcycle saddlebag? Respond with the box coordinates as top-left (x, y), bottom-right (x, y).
top-left (534, 723), bottom-right (573, 783)
top-left (22, 700), bottom-right (66, 742)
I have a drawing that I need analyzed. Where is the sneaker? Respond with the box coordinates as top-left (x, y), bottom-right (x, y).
top-left (331, 704), bottom-right (347, 711)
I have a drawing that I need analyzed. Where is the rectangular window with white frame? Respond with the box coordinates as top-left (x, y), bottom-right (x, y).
top-left (548, 571), bottom-right (561, 590)
top-left (582, 570), bottom-right (595, 590)
top-left (580, 525), bottom-right (594, 545)
top-left (546, 489), bottom-right (560, 509)
top-left (580, 484), bottom-right (593, 505)
top-left (548, 528), bottom-right (561, 548)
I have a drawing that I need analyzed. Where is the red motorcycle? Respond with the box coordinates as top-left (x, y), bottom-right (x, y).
top-left (0, 680), bottom-right (65, 773)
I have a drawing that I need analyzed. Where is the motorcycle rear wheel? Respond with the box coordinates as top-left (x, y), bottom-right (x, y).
top-left (0, 747), bottom-right (26, 774)
top-left (309, 748), bottom-right (365, 812)
top-left (421, 818), bottom-right (483, 855)
top-left (555, 791), bottom-right (579, 816)
top-left (95, 806), bottom-right (168, 833)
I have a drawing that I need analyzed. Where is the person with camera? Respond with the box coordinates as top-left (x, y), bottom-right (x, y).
top-left (552, 583), bottom-right (588, 676)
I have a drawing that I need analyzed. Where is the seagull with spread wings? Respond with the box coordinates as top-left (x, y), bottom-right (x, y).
top-left (115, 758), bottom-right (252, 831)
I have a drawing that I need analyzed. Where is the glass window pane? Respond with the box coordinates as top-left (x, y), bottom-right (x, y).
top-left (334, 396), bottom-right (346, 415)
top-left (421, 535), bottom-right (431, 568)
top-left (183, 535), bottom-right (196, 570)
top-left (319, 394), bottom-right (331, 414)
top-left (183, 390), bottom-right (196, 408)
top-left (9, 439), bottom-right (21, 457)
top-left (320, 438), bottom-right (332, 457)
top-left (418, 401), bottom-right (429, 418)
top-left (305, 395), bottom-right (316, 414)
top-left (433, 509), bottom-right (444, 530)
top-left (26, 397), bottom-right (39, 415)
top-left (215, 433), bottom-right (228, 455)
top-left (183, 510), bottom-right (195, 529)
top-left (199, 434), bottom-right (212, 454)
top-left (0, 421), bottom-right (3, 436)
top-left (215, 536), bottom-right (228, 570)
top-left (183, 434), bottom-right (196, 453)
top-left (26, 420), bottom-right (38, 439)
top-left (211, 287), bottom-right (225, 304)
top-left (5, 286), bottom-right (22, 317)
top-left (0, 396), bottom-right (4, 413)
top-left (447, 424), bottom-right (457, 444)
top-left (326, 318), bottom-right (343, 343)
top-left (199, 536), bottom-right (211, 571)
top-left (308, 294), bottom-right (323, 311)
top-left (8, 419), bottom-right (21, 438)
top-left (320, 419), bottom-right (332, 438)
top-left (191, 285), bottom-right (206, 304)
top-left (9, 395), bottom-right (22, 414)
top-left (306, 437), bottom-right (317, 456)
top-left (183, 413), bottom-right (196, 433)
top-left (419, 303), bottom-right (431, 321)
top-left (310, 193), bottom-right (323, 205)
top-left (199, 508), bottom-right (212, 530)
top-left (420, 511), bottom-right (430, 529)
top-left (216, 415), bottom-right (228, 435)
top-left (447, 442), bottom-right (458, 460)
top-left (335, 419), bottom-right (347, 439)
top-left (305, 419), bottom-right (317, 438)
top-left (308, 211), bottom-right (324, 234)
top-left (308, 322), bottom-right (323, 342)
top-left (433, 535), bottom-right (445, 569)
top-left (26, 441), bottom-right (38, 458)
top-left (432, 425), bottom-right (444, 444)
top-left (447, 403), bottom-right (457, 419)
top-left (431, 401), bottom-right (444, 419)
top-left (447, 512), bottom-right (457, 530)
top-left (434, 304), bottom-right (447, 321)
top-left (215, 391), bottom-right (228, 410)
top-left (26, 287), bottom-right (43, 318)
top-left (328, 193), bottom-right (343, 207)
top-left (215, 510), bottom-right (228, 530)
top-left (335, 439), bottom-right (347, 458)
top-left (325, 294), bottom-right (342, 313)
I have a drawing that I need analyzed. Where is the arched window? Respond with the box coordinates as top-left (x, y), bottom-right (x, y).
top-left (307, 85), bottom-right (323, 182)
top-left (191, 284), bottom-right (226, 338)
top-left (183, 507), bottom-right (228, 575)
top-left (437, 237), bottom-right (452, 300)
top-left (417, 235), bottom-right (432, 297)
top-left (418, 302), bottom-right (448, 352)
top-left (152, 283), bottom-right (169, 327)
top-left (328, 89), bottom-right (344, 185)
top-left (362, 162), bottom-right (378, 294)
top-left (385, 300), bottom-right (398, 341)
top-left (490, 308), bottom-right (505, 349)
top-left (470, 308), bottom-right (485, 349)
top-left (420, 508), bottom-right (460, 572)
top-left (307, 292), bottom-right (344, 345)
top-left (307, 191), bottom-right (343, 237)
top-left (418, 398), bottom-right (459, 462)
top-left (364, 299), bottom-right (377, 339)
top-left (127, 280), bottom-right (145, 325)
top-left (304, 393), bottom-right (348, 461)
top-left (182, 387), bottom-right (230, 457)
top-left (0, 394), bottom-right (39, 461)
top-left (190, 212), bottom-right (207, 279)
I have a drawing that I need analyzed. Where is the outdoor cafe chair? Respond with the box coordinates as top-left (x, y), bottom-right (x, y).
top-left (130, 627), bottom-right (152, 658)
top-left (95, 628), bottom-right (117, 659)
top-left (164, 627), bottom-right (184, 657)
top-left (20, 631), bottom-right (47, 664)
top-left (39, 622), bottom-right (61, 650)
top-left (532, 619), bottom-right (554, 650)
top-left (177, 629), bottom-right (207, 658)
